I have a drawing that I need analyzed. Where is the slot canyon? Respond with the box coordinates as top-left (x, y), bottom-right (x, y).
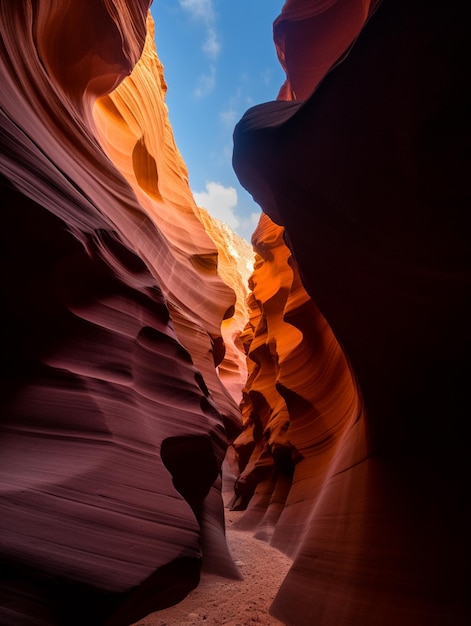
top-left (1, 1), bottom-right (470, 625)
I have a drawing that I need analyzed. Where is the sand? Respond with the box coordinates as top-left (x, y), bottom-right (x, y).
top-left (132, 508), bottom-right (293, 626)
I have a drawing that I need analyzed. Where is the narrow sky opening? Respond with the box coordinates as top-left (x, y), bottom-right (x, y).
top-left (150, 1), bottom-right (285, 242)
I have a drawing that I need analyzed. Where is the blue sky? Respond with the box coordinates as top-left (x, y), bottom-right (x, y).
top-left (150, 0), bottom-right (285, 241)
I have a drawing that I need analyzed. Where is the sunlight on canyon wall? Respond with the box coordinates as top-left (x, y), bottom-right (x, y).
top-left (1, 1), bottom-right (470, 626)
top-left (233, 1), bottom-right (470, 625)
top-left (0, 4), bottom-right (250, 625)
top-left (92, 15), bottom-right (253, 435)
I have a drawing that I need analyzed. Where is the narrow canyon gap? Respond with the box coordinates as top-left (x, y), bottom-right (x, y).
top-left (1, 1), bottom-right (470, 626)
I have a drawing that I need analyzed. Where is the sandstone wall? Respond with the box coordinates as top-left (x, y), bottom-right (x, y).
top-left (233, 1), bottom-right (471, 624)
top-left (0, 4), bottom-right (248, 624)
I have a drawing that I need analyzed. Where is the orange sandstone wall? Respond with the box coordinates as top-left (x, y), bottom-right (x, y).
top-left (93, 15), bottom-right (249, 438)
top-left (0, 4), bottom-right (247, 625)
top-left (194, 207), bottom-right (254, 405)
top-left (233, 1), bottom-right (471, 625)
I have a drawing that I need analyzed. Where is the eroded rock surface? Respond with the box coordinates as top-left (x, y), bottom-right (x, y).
top-left (233, 1), bottom-right (471, 624)
top-left (3, 0), bottom-right (470, 624)
top-left (0, 4), bottom-right (247, 625)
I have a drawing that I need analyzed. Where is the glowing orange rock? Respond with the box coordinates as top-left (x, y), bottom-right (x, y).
top-left (233, 1), bottom-right (471, 625)
top-left (230, 213), bottom-right (360, 553)
top-left (230, 215), bottom-right (295, 523)
top-left (0, 4), bottom-right (245, 624)
top-left (93, 15), bottom-right (247, 438)
top-left (195, 207), bottom-right (254, 405)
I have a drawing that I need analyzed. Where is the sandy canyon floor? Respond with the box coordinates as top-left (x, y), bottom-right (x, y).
top-left (132, 506), bottom-right (293, 626)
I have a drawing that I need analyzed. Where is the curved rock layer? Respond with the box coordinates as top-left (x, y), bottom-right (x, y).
top-left (230, 214), bottom-right (361, 562)
top-left (274, 0), bottom-right (380, 100)
top-left (194, 208), bottom-right (254, 405)
top-left (92, 15), bottom-right (248, 440)
top-left (233, 0), bottom-right (470, 625)
top-left (1, 3), bottom-right (246, 625)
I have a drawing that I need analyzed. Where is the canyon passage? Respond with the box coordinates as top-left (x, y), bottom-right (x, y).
top-left (1, 1), bottom-right (470, 625)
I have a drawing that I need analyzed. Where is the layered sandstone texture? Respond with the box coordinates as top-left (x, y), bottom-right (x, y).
top-left (233, 0), bottom-right (471, 625)
top-left (0, 4), bottom-right (248, 625)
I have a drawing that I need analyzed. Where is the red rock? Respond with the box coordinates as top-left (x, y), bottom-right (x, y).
top-left (0, 4), bottom-right (245, 624)
top-left (233, 0), bottom-right (471, 624)
top-left (274, 0), bottom-right (379, 100)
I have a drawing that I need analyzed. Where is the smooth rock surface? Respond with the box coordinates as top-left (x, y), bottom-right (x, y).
top-left (233, 0), bottom-right (471, 624)
top-left (0, 4), bottom-right (247, 624)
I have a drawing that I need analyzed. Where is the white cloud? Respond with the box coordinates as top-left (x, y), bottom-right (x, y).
top-left (193, 182), bottom-right (261, 242)
top-left (179, 0), bottom-right (215, 21)
top-left (241, 212), bottom-right (261, 232)
top-left (194, 64), bottom-right (216, 98)
top-left (193, 182), bottom-right (239, 230)
top-left (202, 27), bottom-right (220, 59)
top-left (179, 0), bottom-right (221, 60)
top-left (218, 91), bottom-right (241, 131)
top-left (219, 108), bottom-right (238, 127)
top-left (260, 68), bottom-right (273, 86)
top-left (239, 212), bottom-right (261, 242)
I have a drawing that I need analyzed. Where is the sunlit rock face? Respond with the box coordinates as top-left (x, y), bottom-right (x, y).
top-left (233, 1), bottom-right (470, 625)
top-left (195, 208), bottom-right (254, 405)
top-left (0, 3), bottom-right (245, 625)
top-left (93, 16), bottom-right (247, 442)
top-left (229, 213), bottom-right (360, 558)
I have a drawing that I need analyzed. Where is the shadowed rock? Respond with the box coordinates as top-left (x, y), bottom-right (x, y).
top-left (233, 0), bottom-right (471, 624)
top-left (0, 2), bottom-right (247, 624)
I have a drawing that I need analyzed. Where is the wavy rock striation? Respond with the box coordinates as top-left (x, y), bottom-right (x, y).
top-left (233, 0), bottom-right (471, 625)
top-left (193, 208), bottom-right (254, 406)
top-left (0, 3), bottom-right (247, 625)
top-left (92, 15), bottom-right (248, 442)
